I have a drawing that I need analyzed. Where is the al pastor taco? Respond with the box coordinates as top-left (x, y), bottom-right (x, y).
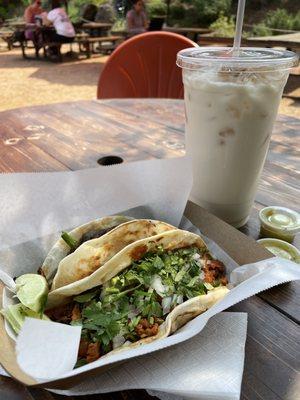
top-left (1, 222), bottom-right (229, 368)
top-left (44, 229), bottom-right (229, 365)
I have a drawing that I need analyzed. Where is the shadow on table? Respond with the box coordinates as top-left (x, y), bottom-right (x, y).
top-left (283, 73), bottom-right (300, 99)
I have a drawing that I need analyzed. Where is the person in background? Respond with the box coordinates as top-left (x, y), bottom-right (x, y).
top-left (126, 0), bottom-right (148, 37)
top-left (42, 0), bottom-right (75, 57)
top-left (24, 0), bottom-right (44, 42)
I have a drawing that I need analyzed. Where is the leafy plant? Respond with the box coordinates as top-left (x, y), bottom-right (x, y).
top-left (265, 8), bottom-right (294, 30)
top-left (190, 0), bottom-right (232, 26)
top-left (146, 0), bottom-right (167, 18)
top-left (251, 23), bottom-right (272, 37)
top-left (169, 0), bottom-right (232, 28)
top-left (209, 13), bottom-right (235, 37)
top-left (169, 0), bottom-right (185, 22)
top-left (111, 17), bottom-right (126, 31)
top-left (292, 11), bottom-right (300, 30)
top-left (251, 8), bottom-right (300, 36)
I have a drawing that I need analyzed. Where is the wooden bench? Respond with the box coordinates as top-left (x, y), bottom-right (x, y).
top-left (20, 38), bottom-right (40, 59)
top-left (76, 35), bottom-right (123, 58)
top-left (0, 30), bottom-right (14, 50)
top-left (19, 34), bottom-right (123, 62)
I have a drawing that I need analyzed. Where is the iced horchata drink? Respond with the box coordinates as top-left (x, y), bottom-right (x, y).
top-left (177, 47), bottom-right (298, 227)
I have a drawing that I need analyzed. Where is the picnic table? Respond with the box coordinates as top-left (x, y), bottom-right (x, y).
top-left (0, 29), bottom-right (14, 50)
top-left (249, 32), bottom-right (300, 52)
top-left (81, 21), bottom-right (112, 37)
top-left (82, 22), bottom-right (112, 30)
top-left (0, 99), bottom-right (299, 400)
top-left (199, 32), bottom-right (300, 52)
top-left (163, 26), bottom-right (211, 42)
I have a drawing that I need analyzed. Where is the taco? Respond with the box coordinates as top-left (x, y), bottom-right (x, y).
top-left (41, 215), bottom-right (132, 285)
top-left (45, 229), bottom-right (229, 366)
top-left (49, 219), bottom-right (175, 290)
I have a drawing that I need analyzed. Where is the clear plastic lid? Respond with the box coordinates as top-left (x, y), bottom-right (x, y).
top-left (177, 47), bottom-right (299, 71)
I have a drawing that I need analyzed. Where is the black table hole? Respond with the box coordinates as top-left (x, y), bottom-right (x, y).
top-left (97, 155), bottom-right (124, 166)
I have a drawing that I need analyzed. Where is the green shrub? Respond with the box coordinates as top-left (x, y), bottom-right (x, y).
top-left (255, 8), bottom-right (300, 34)
top-left (146, 0), bottom-right (167, 18)
top-left (265, 8), bottom-right (294, 30)
top-left (191, 0), bottom-right (232, 26)
top-left (251, 23), bottom-right (272, 37)
top-left (292, 11), bottom-right (300, 30)
top-left (209, 13), bottom-right (235, 37)
top-left (169, 0), bottom-right (186, 22)
top-left (111, 17), bottom-right (126, 31)
top-left (67, 0), bottom-right (108, 21)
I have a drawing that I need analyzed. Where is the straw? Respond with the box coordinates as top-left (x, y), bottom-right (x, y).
top-left (232, 0), bottom-right (246, 56)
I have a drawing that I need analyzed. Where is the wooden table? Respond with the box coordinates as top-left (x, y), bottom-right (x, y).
top-left (82, 22), bottom-right (112, 36)
top-left (163, 26), bottom-right (211, 42)
top-left (198, 33), bottom-right (300, 52)
top-left (0, 99), bottom-right (299, 400)
top-left (249, 32), bottom-right (300, 53)
top-left (82, 22), bottom-right (113, 30)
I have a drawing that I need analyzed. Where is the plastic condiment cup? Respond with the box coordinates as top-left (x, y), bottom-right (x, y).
top-left (257, 238), bottom-right (300, 264)
top-left (259, 206), bottom-right (300, 243)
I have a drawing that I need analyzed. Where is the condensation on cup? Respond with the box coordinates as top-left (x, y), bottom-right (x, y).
top-left (177, 47), bottom-right (298, 228)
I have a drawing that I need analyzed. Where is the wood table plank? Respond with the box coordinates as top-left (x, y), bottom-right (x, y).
top-left (230, 297), bottom-right (300, 400)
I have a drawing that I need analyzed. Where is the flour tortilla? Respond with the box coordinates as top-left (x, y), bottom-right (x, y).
top-left (51, 219), bottom-right (175, 290)
top-left (41, 215), bottom-right (132, 285)
top-left (47, 229), bottom-right (222, 308)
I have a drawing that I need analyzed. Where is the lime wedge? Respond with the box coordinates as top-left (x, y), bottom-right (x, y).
top-left (1, 305), bottom-right (22, 334)
top-left (15, 274), bottom-right (49, 313)
top-left (1, 303), bottom-right (50, 335)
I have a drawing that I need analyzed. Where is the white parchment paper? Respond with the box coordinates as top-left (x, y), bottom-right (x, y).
top-left (0, 157), bottom-right (192, 251)
top-left (0, 312), bottom-right (247, 400)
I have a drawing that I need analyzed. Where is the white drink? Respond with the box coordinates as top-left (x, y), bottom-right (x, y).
top-left (177, 48), bottom-right (298, 227)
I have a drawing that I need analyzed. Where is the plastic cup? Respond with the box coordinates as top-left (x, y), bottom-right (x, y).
top-left (177, 47), bottom-right (298, 228)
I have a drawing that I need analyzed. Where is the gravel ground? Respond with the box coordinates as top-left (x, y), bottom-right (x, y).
top-left (0, 45), bottom-right (108, 112)
top-left (0, 44), bottom-right (299, 118)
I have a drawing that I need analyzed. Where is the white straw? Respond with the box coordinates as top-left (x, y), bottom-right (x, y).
top-left (233, 0), bottom-right (246, 56)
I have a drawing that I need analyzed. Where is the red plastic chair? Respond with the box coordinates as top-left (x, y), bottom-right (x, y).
top-left (97, 32), bottom-right (197, 99)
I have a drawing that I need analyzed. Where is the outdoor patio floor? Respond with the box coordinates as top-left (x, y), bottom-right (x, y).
top-left (0, 44), bottom-right (299, 117)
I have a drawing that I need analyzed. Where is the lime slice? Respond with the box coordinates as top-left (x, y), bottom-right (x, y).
top-left (1, 303), bottom-right (50, 335)
top-left (15, 274), bottom-right (49, 313)
top-left (1, 305), bottom-right (22, 334)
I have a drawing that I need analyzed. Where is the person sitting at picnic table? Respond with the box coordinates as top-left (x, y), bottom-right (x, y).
top-left (42, 0), bottom-right (75, 56)
top-left (126, 0), bottom-right (148, 37)
top-left (24, 0), bottom-right (44, 44)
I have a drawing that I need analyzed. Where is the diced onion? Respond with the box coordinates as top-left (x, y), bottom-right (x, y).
top-left (150, 275), bottom-right (168, 297)
top-left (193, 253), bottom-right (201, 260)
top-left (112, 334), bottom-right (126, 349)
top-left (162, 296), bottom-right (172, 315)
top-left (128, 305), bottom-right (139, 319)
top-left (204, 282), bottom-right (214, 291)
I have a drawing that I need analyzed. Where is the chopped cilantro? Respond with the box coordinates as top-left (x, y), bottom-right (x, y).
top-left (70, 245), bottom-right (223, 360)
